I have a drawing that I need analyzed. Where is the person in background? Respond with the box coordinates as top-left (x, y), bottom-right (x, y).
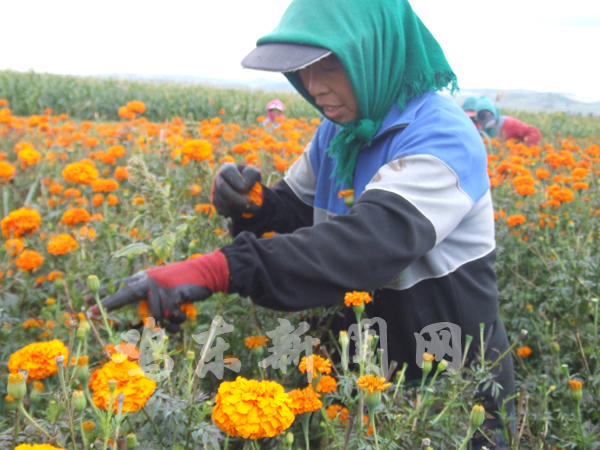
top-left (476, 96), bottom-right (542, 146)
top-left (462, 96), bottom-right (479, 125)
top-left (262, 99), bottom-right (285, 126)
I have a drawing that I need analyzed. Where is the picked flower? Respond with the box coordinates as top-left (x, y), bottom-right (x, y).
top-left (212, 376), bottom-right (294, 439)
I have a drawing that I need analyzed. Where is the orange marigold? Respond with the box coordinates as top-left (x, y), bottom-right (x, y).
top-left (180, 303), bottom-right (197, 321)
top-left (317, 374), bottom-right (337, 393)
top-left (15, 249), bottom-right (44, 271)
top-left (8, 340), bottom-right (68, 380)
top-left (92, 194), bottom-right (104, 207)
top-left (62, 159), bottom-right (99, 185)
top-left (181, 140), bottom-right (213, 162)
top-left (515, 185), bottom-right (536, 196)
top-left (91, 178), bottom-right (119, 192)
top-left (344, 291), bottom-right (372, 307)
top-left (534, 168), bottom-right (550, 179)
top-left (107, 194), bottom-right (119, 206)
top-left (241, 182), bottom-right (263, 219)
top-left (47, 271), bottom-right (63, 281)
top-left (107, 145), bottom-right (126, 159)
top-left (244, 335), bottom-right (269, 349)
top-left (568, 379), bottom-right (582, 391)
top-left (88, 360), bottom-right (156, 412)
top-left (288, 385), bottom-right (322, 415)
top-left (356, 374), bottom-right (391, 394)
top-left (18, 148), bottom-right (42, 167)
top-left (0, 161), bottom-right (16, 182)
top-left (126, 100), bottom-right (146, 114)
top-left (4, 238), bottom-right (24, 256)
top-left (326, 404), bottom-right (344, 420)
top-left (572, 182), bottom-right (589, 191)
top-left (212, 376), bottom-right (294, 439)
top-left (517, 346), bottom-right (532, 358)
top-left (299, 355), bottom-right (331, 378)
top-left (114, 166), bottom-right (130, 180)
top-left (62, 208), bottom-right (91, 226)
top-left (47, 234), bottom-right (78, 255)
top-left (1, 208), bottom-right (42, 238)
top-left (506, 214), bottom-right (526, 227)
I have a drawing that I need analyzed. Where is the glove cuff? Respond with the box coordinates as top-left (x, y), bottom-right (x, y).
top-left (193, 249), bottom-right (230, 293)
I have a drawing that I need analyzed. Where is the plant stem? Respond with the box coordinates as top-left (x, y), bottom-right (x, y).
top-left (93, 290), bottom-right (115, 343)
top-left (16, 401), bottom-right (53, 440)
top-left (369, 410), bottom-right (380, 450)
top-left (57, 361), bottom-right (78, 449)
top-left (457, 425), bottom-right (476, 450)
top-left (301, 412), bottom-right (311, 450)
top-left (12, 409), bottom-right (21, 449)
top-left (320, 406), bottom-right (341, 448)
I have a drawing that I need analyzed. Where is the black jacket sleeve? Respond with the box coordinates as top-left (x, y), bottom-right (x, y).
top-left (221, 189), bottom-right (436, 311)
top-left (229, 179), bottom-right (313, 238)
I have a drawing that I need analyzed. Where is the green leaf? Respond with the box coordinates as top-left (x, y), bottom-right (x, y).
top-left (152, 232), bottom-right (176, 260)
top-left (113, 242), bottom-right (152, 259)
top-left (174, 223), bottom-right (188, 241)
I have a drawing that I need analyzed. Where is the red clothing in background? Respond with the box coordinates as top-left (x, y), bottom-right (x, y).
top-left (499, 116), bottom-right (542, 146)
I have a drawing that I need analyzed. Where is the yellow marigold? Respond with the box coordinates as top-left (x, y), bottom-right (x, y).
top-left (244, 335), bottom-right (269, 349)
top-left (181, 140), bottom-right (213, 162)
top-left (356, 375), bottom-right (392, 394)
top-left (126, 100), bottom-right (146, 114)
top-left (344, 291), bottom-right (372, 307)
top-left (517, 346), bottom-right (532, 357)
top-left (212, 376), bottom-right (294, 439)
top-left (4, 238), bottom-right (24, 256)
top-left (62, 208), bottom-right (91, 226)
top-left (189, 184), bottom-right (202, 195)
top-left (88, 360), bottom-right (156, 412)
top-left (8, 340), bottom-right (68, 380)
top-left (298, 355), bottom-right (332, 378)
top-left (62, 159), bottom-right (99, 185)
top-left (180, 303), bottom-right (197, 321)
top-left (1, 208), bottom-right (42, 238)
top-left (114, 166), bottom-right (130, 180)
top-left (91, 178), bottom-right (119, 192)
top-left (18, 148), bottom-right (42, 167)
top-left (317, 374), bottom-right (337, 393)
top-left (15, 249), bottom-right (44, 272)
top-left (15, 445), bottom-right (65, 450)
top-left (47, 234), bottom-right (78, 255)
top-left (288, 385), bottom-right (322, 415)
top-left (0, 160), bottom-right (16, 182)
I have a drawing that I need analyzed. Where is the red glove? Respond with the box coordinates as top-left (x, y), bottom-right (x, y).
top-left (91, 250), bottom-right (229, 332)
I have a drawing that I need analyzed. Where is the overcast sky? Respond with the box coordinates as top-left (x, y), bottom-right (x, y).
top-left (2, 0), bottom-right (600, 101)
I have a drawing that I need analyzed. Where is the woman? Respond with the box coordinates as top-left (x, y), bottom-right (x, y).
top-left (96, 0), bottom-right (514, 446)
top-left (476, 96), bottom-right (542, 146)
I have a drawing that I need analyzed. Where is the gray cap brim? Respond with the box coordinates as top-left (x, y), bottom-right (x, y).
top-left (241, 43), bottom-right (332, 73)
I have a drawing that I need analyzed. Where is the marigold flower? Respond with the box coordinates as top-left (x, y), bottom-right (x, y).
top-left (114, 166), bottom-right (130, 180)
top-left (0, 161), bottom-right (16, 182)
top-left (517, 346), bottom-right (532, 357)
top-left (62, 208), bottom-right (92, 226)
top-left (506, 214), bottom-right (526, 227)
top-left (212, 376), bottom-right (294, 439)
top-left (572, 182), bottom-right (588, 190)
top-left (15, 249), bottom-right (44, 271)
top-left (196, 203), bottom-right (215, 215)
top-left (23, 318), bottom-right (45, 328)
top-left (83, 137), bottom-right (99, 148)
top-left (515, 185), bottom-right (536, 196)
top-left (107, 194), bottom-right (119, 206)
top-left (326, 404), bottom-right (344, 420)
top-left (357, 374), bottom-right (391, 394)
top-left (107, 145), bottom-right (126, 159)
top-left (92, 194), bottom-right (104, 207)
top-left (8, 340), bottom-right (68, 380)
top-left (299, 355), bottom-right (331, 378)
top-left (4, 238), bottom-right (24, 256)
top-left (288, 385), bottom-right (322, 415)
top-left (241, 182), bottom-right (263, 219)
top-left (18, 148), bottom-right (42, 167)
top-left (344, 291), bottom-right (372, 307)
top-left (181, 139), bottom-right (213, 162)
top-left (15, 444), bottom-right (65, 450)
top-left (63, 187), bottom-right (82, 198)
top-left (180, 303), bottom-right (197, 321)
top-left (551, 187), bottom-right (574, 203)
top-left (244, 335), bottom-right (269, 349)
top-left (317, 374), bottom-right (337, 393)
top-left (126, 101), bottom-right (146, 114)
top-left (189, 184), bottom-right (202, 195)
top-left (91, 178), bottom-right (119, 192)
top-left (88, 360), bottom-right (155, 412)
top-left (47, 234), bottom-right (78, 255)
top-left (1, 208), bottom-right (42, 238)
top-left (62, 159), bottom-right (99, 185)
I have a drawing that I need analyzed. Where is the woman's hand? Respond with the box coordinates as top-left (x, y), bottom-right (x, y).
top-left (89, 250), bottom-right (229, 332)
top-left (211, 163), bottom-right (262, 218)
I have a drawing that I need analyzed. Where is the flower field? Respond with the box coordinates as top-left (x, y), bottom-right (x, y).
top-left (1, 92), bottom-right (600, 450)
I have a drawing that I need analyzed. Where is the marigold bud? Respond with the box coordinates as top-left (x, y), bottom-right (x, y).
top-left (7, 373), bottom-right (26, 400)
top-left (82, 421), bottom-right (96, 441)
top-left (469, 404), bottom-right (485, 428)
top-left (569, 379), bottom-right (583, 401)
top-left (286, 432), bottom-right (294, 444)
top-left (30, 381), bottom-right (45, 403)
top-left (87, 275), bottom-right (100, 292)
top-left (108, 379), bottom-right (118, 393)
top-left (126, 433), bottom-right (138, 449)
top-left (53, 278), bottom-right (64, 290)
top-left (5, 395), bottom-right (16, 411)
top-left (437, 359), bottom-right (448, 373)
top-left (186, 351), bottom-right (195, 362)
top-left (72, 390), bottom-right (87, 412)
top-left (422, 352), bottom-right (434, 376)
top-left (364, 390), bottom-right (382, 410)
top-left (353, 303), bottom-right (365, 315)
top-left (343, 193), bottom-right (355, 208)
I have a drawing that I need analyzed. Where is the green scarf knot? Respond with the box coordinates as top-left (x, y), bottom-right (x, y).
top-left (327, 118), bottom-right (383, 188)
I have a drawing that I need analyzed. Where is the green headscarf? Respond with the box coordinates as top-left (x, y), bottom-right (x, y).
top-left (462, 96), bottom-right (478, 111)
top-left (257, 0), bottom-right (458, 188)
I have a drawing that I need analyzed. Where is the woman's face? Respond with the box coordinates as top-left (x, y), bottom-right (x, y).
top-left (298, 54), bottom-right (358, 124)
